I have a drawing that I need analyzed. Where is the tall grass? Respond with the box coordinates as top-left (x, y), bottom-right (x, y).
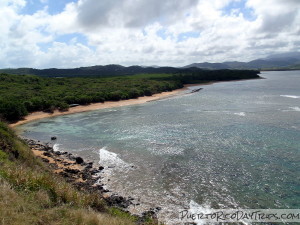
top-left (0, 121), bottom-right (138, 225)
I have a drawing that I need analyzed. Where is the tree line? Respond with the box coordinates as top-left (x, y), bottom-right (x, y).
top-left (0, 69), bottom-right (260, 122)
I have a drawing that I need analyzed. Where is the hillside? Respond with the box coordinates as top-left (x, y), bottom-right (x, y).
top-left (0, 121), bottom-right (139, 225)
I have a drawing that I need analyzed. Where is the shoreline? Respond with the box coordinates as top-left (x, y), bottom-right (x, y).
top-left (10, 78), bottom-right (260, 128)
top-left (10, 77), bottom-right (262, 224)
top-left (24, 138), bottom-right (158, 223)
top-left (10, 84), bottom-right (199, 128)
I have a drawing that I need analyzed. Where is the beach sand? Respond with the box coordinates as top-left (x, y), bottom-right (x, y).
top-left (10, 79), bottom-right (256, 128)
top-left (10, 85), bottom-right (196, 127)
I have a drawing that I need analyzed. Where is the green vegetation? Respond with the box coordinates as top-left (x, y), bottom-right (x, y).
top-left (0, 70), bottom-right (260, 122)
top-left (0, 121), bottom-right (138, 225)
top-left (0, 69), bottom-right (259, 224)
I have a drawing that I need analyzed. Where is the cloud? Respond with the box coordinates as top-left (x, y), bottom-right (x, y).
top-left (247, 0), bottom-right (300, 33)
top-left (0, 0), bottom-right (299, 68)
top-left (75, 0), bottom-right (198, 29)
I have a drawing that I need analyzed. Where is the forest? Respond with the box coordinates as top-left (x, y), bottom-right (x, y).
top-left (0, 69), bottom-right (260, 122)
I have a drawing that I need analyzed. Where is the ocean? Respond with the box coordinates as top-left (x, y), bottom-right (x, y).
top-left (17, 71), bottom-right (300, 224)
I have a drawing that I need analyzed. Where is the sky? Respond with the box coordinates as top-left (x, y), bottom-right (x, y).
top-left (0, 0), bottom-right (299, 68)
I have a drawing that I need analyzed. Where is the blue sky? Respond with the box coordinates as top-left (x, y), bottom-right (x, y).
top-left (222, 0), bottom-right (256, 21)
top-left (1, 0), bottom-right (299, 68)
top-left (22, 0), bottom-right (72, 15)
top-left (23, 0), bottom-right (255, 46)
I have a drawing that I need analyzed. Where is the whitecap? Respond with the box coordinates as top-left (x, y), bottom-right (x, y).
top-left (289, 106), bottom-right (300, 112)
top-left (53, 143), bottom-right (60, 152)
top-left (99, 147), bottom-right (124, 165)
top-left (234, 112), bottom-right (246, 116)
top-left (280, 95), bottom-right (300, 99)
top-left (98, 147), bottom-right (133, 170)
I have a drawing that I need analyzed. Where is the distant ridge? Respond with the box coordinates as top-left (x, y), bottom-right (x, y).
top-left (1, 52), bottom-right (299, 77)
top-left (183, 52), bottom-right (300, 70)
top-left (0, 65), bottom-right (182, 77)
top-left (0, 65), bottom-right (238, 78)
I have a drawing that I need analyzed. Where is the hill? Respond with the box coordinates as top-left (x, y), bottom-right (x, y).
top-left (183, 52), bottom-right (300, 70)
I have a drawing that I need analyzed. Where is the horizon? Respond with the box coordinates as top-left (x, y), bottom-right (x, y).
top-left (1, 0), bottom-right (299, 69)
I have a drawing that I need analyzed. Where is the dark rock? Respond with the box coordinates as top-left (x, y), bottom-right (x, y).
top-left (51, 136), bottom-right (57, 140)
top-left (42, 158), bottom-right (50, 163)
top-left (99, 166), bottom-right (104, 170)
top-left (106, 195), bottom-right (131, 208)
top-left (59, 172), bottom-right (70, 178)
top-left (82, 173), bottom-right (89, 180)
top-left (64, 168), bottom-right (80, 174)
top-left (75, 157), bottom-right (84, 164)
top-left (44, 145), bottom-right (52, 151)
top-left (190, 88), bottom-right (203, 93)
top-left (91, 169), bottom-right (100, 175)
top-left (43, 152), bottom-right (52, 157)
top-left (85, 164), bottom-right (92, 169)
top-left (137, 210), bottom-right (158, 224)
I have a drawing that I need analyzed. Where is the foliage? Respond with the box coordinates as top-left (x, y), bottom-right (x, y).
top-left (0, 70), bottom-right (260, 122)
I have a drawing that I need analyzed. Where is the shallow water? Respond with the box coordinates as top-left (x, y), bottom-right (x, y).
top-left (18, 71), bottom-right (300, 224)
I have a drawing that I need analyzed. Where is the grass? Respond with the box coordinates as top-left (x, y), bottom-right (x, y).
top-left (0, 121), bottom-right (139, 225)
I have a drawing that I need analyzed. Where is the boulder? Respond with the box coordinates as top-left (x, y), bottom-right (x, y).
top-left (75, 157), bottom-right (84, 164)
top-left (99, 166), bottom-right (104, 170)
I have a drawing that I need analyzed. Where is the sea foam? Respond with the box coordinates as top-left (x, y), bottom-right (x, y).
top-left (289, 107), bottom-right (300, 112)
top-left (98, 147), bottom-right (132, 169)
top-left (53, 143), bottom-right (60, 152)
top-left (234, 112), bottom-right (246, 116)
top-left (280, 95), bottom-right (300, 99)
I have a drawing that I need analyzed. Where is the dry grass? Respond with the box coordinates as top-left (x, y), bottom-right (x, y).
top-left (0, 177), bottom-right (135, 225)
top-left (0, 121), bottom-right (137, 225)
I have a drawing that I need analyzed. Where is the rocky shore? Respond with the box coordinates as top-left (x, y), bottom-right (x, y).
top-left (25, 138), bottom-right (160, 224)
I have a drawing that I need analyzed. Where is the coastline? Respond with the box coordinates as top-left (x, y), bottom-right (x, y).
top-left (10, 84), bottom-right (196, 128)
top-left (23, 138), bottom-right (158, 223)
top-left (9, 77), bottom-right (263, 224)
top-left (10, 79), bottom-right (260, 128)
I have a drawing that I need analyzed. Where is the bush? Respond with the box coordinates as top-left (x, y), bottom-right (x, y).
top-left (0, 99), bottom-right (28, 122)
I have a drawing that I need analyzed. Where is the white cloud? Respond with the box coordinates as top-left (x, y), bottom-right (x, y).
top-left (0, 0), bottom-right (299, 68)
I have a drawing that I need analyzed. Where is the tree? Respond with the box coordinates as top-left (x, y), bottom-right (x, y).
top-left (0, 99), bottom-right (28, 121)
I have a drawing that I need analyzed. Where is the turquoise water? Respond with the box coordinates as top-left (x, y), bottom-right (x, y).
top-left (18, 71), bottom-right (300, 223)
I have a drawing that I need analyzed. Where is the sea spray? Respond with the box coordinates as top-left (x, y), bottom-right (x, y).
top-left (53, 143), bottom-right (60, 152)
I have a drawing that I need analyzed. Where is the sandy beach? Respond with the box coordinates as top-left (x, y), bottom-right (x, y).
top-left (10, 85), bottom-right (195, 127)
top-left (10, 79), bottom-right (257, 128)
